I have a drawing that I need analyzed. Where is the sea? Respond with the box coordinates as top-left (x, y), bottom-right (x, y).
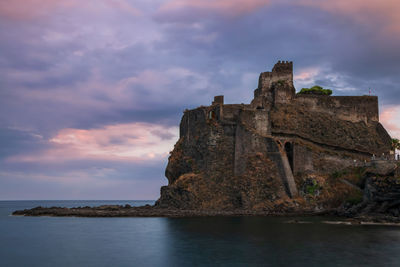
top-left (1, 200), bottom-right (400, 267)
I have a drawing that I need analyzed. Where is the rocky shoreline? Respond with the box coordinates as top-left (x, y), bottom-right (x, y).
top-left (11, 204), bottom-right (400, 225)
top-left (12, 204), bottom-right (328, 218)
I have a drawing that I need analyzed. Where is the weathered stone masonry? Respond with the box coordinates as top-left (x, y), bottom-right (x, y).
top-left (157, 61), bottom-right (392, 210)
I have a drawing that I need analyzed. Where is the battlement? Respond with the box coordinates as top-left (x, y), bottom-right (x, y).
top-left (272, 61), bottom-right (293, 74)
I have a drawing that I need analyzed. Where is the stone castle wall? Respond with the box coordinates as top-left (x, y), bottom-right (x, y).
top-left (293, 95), bottom-right (379, 123)
top-left (159, 61), bottom-right (392, 209)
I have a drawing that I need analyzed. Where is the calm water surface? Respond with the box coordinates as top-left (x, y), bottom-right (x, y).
top-left (1, 200), bottom-right (400, 266)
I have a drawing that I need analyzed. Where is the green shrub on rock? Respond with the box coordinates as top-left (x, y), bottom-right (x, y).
top-left (298, 85), bottom-right (332, 95)
top-left (302, 178), bottom-right (321, 196)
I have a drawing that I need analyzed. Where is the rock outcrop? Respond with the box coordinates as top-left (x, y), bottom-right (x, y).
top-left (338, 161), bottom-right (400, 220)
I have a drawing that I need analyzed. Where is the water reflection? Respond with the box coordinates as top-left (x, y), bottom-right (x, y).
top-left (2, 202), bottom-right (400, 266)
top-left (162, 216), bottom-right (400, 266)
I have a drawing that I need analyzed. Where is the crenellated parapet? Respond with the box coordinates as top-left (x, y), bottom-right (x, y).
top-left (272, 60), bottom-right (293, 74)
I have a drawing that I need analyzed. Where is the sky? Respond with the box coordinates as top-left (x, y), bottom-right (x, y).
top-left (1, 0), bottom-right (400, 200)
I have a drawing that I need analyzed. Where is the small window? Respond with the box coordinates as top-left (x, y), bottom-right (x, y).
top-left (209, 111), bottom-right (216, 119)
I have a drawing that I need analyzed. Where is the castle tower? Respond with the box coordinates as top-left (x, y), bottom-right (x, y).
top-left (258, 60), bottom-right (293, 90)
top-left (252, 61), bottom-right (295, 108)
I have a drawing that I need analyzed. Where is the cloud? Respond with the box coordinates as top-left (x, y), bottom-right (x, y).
top-left (294, 67), bottom-right (321, 90)
top-left (7, 123), bottom-right (179, 163)
top-left (106, 0), bottom-right (142, 16)
top-left (380, 105), bottom-right (400, 139)
top-left (0, 168), bottom-right (165, 199)
top-left (156, 0), bottom-right (270, 22)
top-left (300, 0), bottom-right (400, 34)
top-left (23, 66), bottom-right (208, 109)
top-left (0, 0), bottom-right (62, 20)
top-left (0, 0), bottom-right (141, 21)
top-left (159, 0), bottom-right (269, 16)
top-left (293, 65), bottom-right (363, 95)
top-left (0, 127), bottom-right (45, 160)
top-left (0, 62), bottom-right (214, 133)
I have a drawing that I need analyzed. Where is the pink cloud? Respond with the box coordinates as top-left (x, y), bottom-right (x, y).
top-left (107, 0), bottom-right (141, 16)
top-left (0, 0), bottom-right (61, 20)
top-left (380, 105), bottom-right (400, 139)
top-left (0, 0), bottom-right (141, 20)
top-left (300, 0), bottom-right (400, 34)
top-left (294, 68), bottom-right (319, 81)
top-left (7, 122), bottom-right (179, 163)
top-left (158, 0), bottom-right (270, 17)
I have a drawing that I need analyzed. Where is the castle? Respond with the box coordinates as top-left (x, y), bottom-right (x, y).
top-left (156, 61), bottom-right (392, 210)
